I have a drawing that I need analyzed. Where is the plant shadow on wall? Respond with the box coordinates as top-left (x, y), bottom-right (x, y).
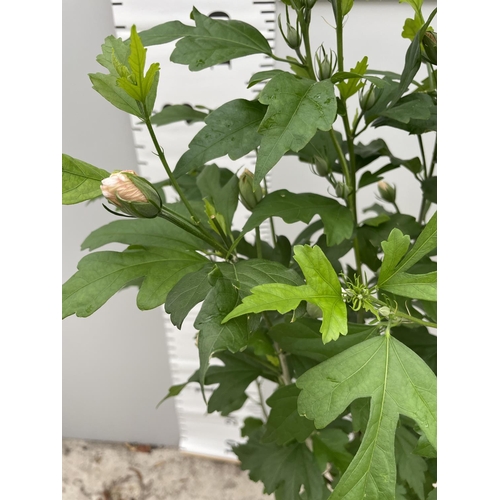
top-left (62, 1), bottom-right (437, 499)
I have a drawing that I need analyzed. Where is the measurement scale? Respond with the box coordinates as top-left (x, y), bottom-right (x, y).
top-left (110, 0), bottom-right (277, 460)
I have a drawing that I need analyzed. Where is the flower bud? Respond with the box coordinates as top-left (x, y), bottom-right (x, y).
top-left (312, 155), bottom-right (329, 177)
top-left (239, 169), bottom-right (264, 211)
top-left (304, 0), bottom-right (317, 9)
top-left (359, 84), bottom-right (377, 111)
top-left (289, 0), bottom-right (305, 11)
top-left (422, 31), bottom-right (437, 65)
top-left (315, 45), bottom-right (335, 81)
top-left (378, 306), bottom-right (391, 317)
top-left (377, 181), bottom-right (396, 204)
top-left (278, 14), bottom-right (302, 50)
top-left (101, 170), bottom-right (162, 218)
top-left (335, 182), bottom-right (351, 201)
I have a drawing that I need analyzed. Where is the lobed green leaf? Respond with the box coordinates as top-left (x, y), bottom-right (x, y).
top-left (296, 335), bottom-right (437, 499)
top-left (223, 245), bottom-right (348, 343)
top-left (170, 8), bottom-right (272, 71)
top-left (174, 99), bottom-right (266, 177)
top-left (255, 73), bottom-right (337, 183)
top-left (62, 245), bottom-right (208, 318)
top-left (239, 190), bottom-right (353, 247)
top-left (62, 154), bottom-right (110, 205)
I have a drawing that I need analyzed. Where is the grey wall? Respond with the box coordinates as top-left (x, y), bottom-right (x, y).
top-left (62, 0), bottom-right (435, 446)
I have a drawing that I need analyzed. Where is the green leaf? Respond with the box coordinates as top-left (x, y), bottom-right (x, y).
top-left (394, 10), bottom-right (436, 103)
top-left (194, 278), bottom-right (249, 390)
top-left (392, 326), bottom-right (437, 374)
top-left (402, 17), bottom-right (422, 41)
top-left (89, 72), bottom-right (143, 118)
top-left (395, 426), bottom-right (428, 500)
top-left (261, 384), bottom-right (316, 445)
top-left (268, 319), bottom-right (379, 363)
top-left (224, 259), bottom-right (304, 296)
top-left (312, 428), bottom-right (353, 474)
top-left (421, 177), bottom-right (437, 204)
top-left (62, 245), bottom-right (208, 318)
top-left (165, 264), bottom-right (214, 328)
top-left (379, 93), bottom-right (432, 123)
top-left (292, 130), bottom-right (342, 173)
top-left (156, 369), bottom-right (199, 408)
top-left (95, 35), bottom-right (130, 76)
top-left (427, 489), bottom-right (437, 500)
top-left (374, 94), bottom-right (436, 135)
top-left (255, 73), bottom-right (337, 183)
top-left (196, 164), bottom-right (239, 234)
top-left (174, 99), bottom-right (266, 177)
top-left (296, 335), bottom-right (437, 500)
top-left (116, 25), bottom-right (160, 113)
top-left (62, 154), bottom-right (110, 205)
top-left (150, 104), bottom-right (208, 126)
top-left (80, 209), bottom-right (206, 252)
top-left (204, 352), bottom-right (261, 415)
top-left (378, 213), bottom-right (437, 300)
top-left (248, 69), bottom-right (287, 88)
top-left (239, 190), bottom-right (353, 247)
top-left (379, 271), bottom-right (437, 301)
top-left (378, 212), bottom-right (437, 286)
top-left (224, 245), bottom-right (348, 343)
top-left (138, 21), bottom-right (195, 46)
top-left (173, 261), bottom-right (302, 328)
top-left (337, 56), bottom-right (369, 100)
top-left (170, 8), bottom-right (272, 71)
top-left (234, 427), bottom-right (328, 500)
top-left (241, 417), bottom-right (264, 437)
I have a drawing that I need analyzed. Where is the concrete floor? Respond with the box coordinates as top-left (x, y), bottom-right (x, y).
top-left (62, 438), bottom-right (270, 500)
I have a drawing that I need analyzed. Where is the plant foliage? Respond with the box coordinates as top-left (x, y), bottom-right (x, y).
top-left (63, 1), bottom-right (438, 498)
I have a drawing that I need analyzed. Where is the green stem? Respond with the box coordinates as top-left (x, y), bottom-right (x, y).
top-left (298, 11), bottom-right (315, 80)
top-left (270, 54), bottom-right (308, 69)
top-left (262, 312), bottom-right (292, 386)
top-left (256, 378), bottom-right (269, 420)
top-left (144, 117), bottom-right (198, 221)
top-left (417, 135), bottom-right (428, 177)
top-left (332, 2), bottom-right (364, 287)
top-left (145, 116), bottom-right (237, 257)
top-left (329, 129), bottom-right (351, 186)
top-left (158, 208), bottom-right (228, 255)
top-left (335, 0), bottom-right (344, 72)
top-left (371, 297), bottom-right (437, 329)
top-left (262, 169), bottom-right (277, 247)
top-left (255, 226), bottom-right (263, 259)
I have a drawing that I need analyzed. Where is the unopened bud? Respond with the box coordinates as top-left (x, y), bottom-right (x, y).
top-left (315, 45), bottom-right (335, 81)
top-left (335, 182), bottom-right (351, 200)
top-left (239, 169), bottom-right (264, 211)
top-left (278, 14), bottom-right (302, 50)
top-left (422, 31), bottom-right (437, 65)
top-left (101, 170), bottom-right (162, 218)
top-left (378, 306), bottom-right (391, 317)
top-left (204, 198), bottom-right (228, 236)
top-left (304, 0), bottom-right (317, 9)
top-left (289, 0), bottom-right (305, 10)
top-left (377, 181), bottom-right (397, 204)
top-left (312, 155), bottom-right (329, 177)
top-left (359, 84), bottom-right (377, 111)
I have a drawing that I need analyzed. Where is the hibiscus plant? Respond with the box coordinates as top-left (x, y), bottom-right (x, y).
top-left (62, 0), bottom-right (437, 498)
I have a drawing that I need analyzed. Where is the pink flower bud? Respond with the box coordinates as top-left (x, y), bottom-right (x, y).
top-left (101, 170), bottom-right (147, 205)
top-left (100, 170), bottom-right (162, 218)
